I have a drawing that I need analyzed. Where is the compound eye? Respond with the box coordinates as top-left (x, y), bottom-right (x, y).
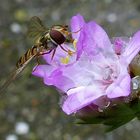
top-left (50, 29), bottom-right (65, 45)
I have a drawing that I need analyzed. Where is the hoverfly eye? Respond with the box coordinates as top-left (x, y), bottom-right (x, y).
top-left (50, 29), bottom-right (65, 45)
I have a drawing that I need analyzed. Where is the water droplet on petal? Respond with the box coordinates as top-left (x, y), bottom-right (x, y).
top-left (132, 76), bottom-right (140, 90)
top-left (133, 82), bottom-right (138, 90)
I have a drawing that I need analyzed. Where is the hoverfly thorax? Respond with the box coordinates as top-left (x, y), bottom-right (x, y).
top-left (39, 32), bottom-right (49, 44)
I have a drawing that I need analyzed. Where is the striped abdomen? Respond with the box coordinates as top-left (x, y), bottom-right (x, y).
top-left (16, 45), bottom-right (40, 68)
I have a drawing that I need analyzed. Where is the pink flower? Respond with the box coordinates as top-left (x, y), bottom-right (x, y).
top-left (32, 14), bottom-right (140, 115)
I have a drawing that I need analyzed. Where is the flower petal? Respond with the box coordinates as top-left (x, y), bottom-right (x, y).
top-left (70, 14), bottom-right (85, 40)
top-left (62, 85), bottom-right (104, 115)
top-left (77, 21), bottom-right (114, 59)
top-left (32, 65), bottom-right (74, 92)
top-left (106, 74), bottom-right (131, 98)
top-left (121, 30), bottom-right (140, 64)
top-left (32, 65), bottom-right (55, 78)
top-left (43, 69), bottom-right (75, 92)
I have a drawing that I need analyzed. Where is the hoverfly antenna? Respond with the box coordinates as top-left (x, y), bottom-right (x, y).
top-left (69, 27), bottom-right (82, 35)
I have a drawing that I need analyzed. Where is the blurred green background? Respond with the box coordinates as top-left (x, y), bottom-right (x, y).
top-left (1, 0), bottom-right (140, 140)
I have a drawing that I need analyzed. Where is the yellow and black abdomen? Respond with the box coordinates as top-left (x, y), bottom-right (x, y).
top-left (16, 45), bottom-right (39, 68)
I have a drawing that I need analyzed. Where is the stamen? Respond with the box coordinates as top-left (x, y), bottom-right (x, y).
top-left (68, 50), bottom-right (74, 56)
top-left (60, 39), bottom-right (77, 64)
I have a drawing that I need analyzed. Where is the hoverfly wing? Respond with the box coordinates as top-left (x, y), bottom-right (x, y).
top-left (27, 16), bottom-right (47, 41)
top-left (0, 68), bottom-right (21, 93)
top-left (0, 55), bottom-right (35, 94)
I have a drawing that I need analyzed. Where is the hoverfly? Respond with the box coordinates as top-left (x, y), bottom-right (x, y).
top-left (0, 16), bottom-right (74, 93)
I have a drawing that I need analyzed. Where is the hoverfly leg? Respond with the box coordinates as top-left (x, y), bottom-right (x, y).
top-left (32, 56), bottom-right (40, 72)
top-left (60, 45), bottom-right (74, 56)
top-left (60, 45), bottom-right (68, 52)
top-left (39, 50), bottom-right (52, 56)
top-left (33, 50), bottom-right (52, 72)
top-left (38, 49), bottom-right (56, 60)
top-left (51, 49), bottom-right (56, 60)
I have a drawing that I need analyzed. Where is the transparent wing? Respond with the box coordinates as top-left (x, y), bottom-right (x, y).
top-left (0, 55), bottom-right (35, 94)
top-left (27, 16), bottom-right (47, 40)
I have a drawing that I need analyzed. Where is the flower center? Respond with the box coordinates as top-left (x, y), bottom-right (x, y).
top-left (102, 65), bottom-right (117, 84)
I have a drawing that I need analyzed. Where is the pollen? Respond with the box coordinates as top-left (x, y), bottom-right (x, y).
top-left (60, 55), bottom-right (70, 64)
top-left (73, 39), bottom-right (77, 48)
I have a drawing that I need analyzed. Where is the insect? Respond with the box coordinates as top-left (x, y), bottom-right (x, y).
top-left (0, 16), bottom-right (74, 93)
